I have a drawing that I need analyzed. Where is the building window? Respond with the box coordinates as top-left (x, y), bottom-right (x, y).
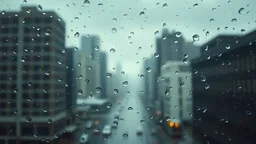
top-left (38, 127), bottom-right (49, 136)
top-left (22, 126), bottom-right (34, 136)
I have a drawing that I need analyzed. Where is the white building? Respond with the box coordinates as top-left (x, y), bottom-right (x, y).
top-left (159, 61), bottom-right (192, 124)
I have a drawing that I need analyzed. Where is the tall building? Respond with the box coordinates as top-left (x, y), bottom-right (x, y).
top-left (100, 52), bottom-right (107, 99)
top-left (81, 35), bottom-right (100, 60)
top-left (0, 7), bottom-right (68, 144)
top-left (66, 48), bottom-right (77, 114)
top-left (191, 30), bottom-right (256, 144)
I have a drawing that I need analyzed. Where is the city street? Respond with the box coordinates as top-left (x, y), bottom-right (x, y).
top-left (77, 94), bottom-right (195, 144)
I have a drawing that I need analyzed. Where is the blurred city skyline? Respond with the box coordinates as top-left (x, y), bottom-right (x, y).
top-left (1, 0), bottom-right (255, 74)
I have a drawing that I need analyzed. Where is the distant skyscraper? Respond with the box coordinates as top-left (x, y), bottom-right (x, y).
top-left (66, 48), bottom-right (77, 114)
top-left (81, 35), bottom-right (100, 60)
top-left (0, 7), bottom-right (68, 143)
top-left (100, 52), bottom-right (107, 98)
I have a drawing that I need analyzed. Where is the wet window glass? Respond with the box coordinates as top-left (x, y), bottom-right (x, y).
top-left (0, 0), bottom-right (256, 144)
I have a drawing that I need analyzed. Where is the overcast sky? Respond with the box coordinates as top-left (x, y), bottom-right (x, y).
top-left (1, 0), bottom-right (255, 75)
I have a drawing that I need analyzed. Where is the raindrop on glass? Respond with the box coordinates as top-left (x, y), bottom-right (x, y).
top-left (44, 29), bottom-right (52, 35)
top-left (123, 133), bottom-right (128, 139)
top-left (192, 34), bottom-right (200, 41)
top-left (103, 102), bottom-right (111, 109)
top-left (26, 116), bottom-right (32, 122)
top-left (146, 67), bottom-right (151, 72)
top-left (111, 28), bottom-right (117, 33)
top-left (113, 89), bottom-right (119, 94)
top-left (110, 48), bottom-right (115, 53)
top-left (204, 84), bottom-right (210, 89)
top-left (128, 107), bottom-right (133, 110)
top-left (112, 18), bottom-right (117, 22)
top-left (96, 87), bottom-right (102, 93)
top-left (77, 89), bottom-right (83, 95)
top-left (231, 18), bottom-right (237, 23)
top-left (122, 81), bottom-right (128, 86)
top-left (201, 76), bottom-right (206, 82)
top-left (238, 8), bottom-right (245, 14)
top-left (139, 11), bottom-right (145, 17)
top-left (162, 3), bottom-right (168, 8)
top-left (74, 32), bottom-right (80, 38)
top-left (37, 5), bottom-right (43, 10)
top-left (225, 44), bottom-right (231, 49)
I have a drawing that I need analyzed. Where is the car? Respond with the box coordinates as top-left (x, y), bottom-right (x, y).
top-left (166, 119), bottom-right (183, 137)
top-left (85, 120), bottom-right (93, 129)
top-left (93, 126), bottom-right (101, 134)
top-left (136, 126), bottom-right (143, 135)
top-left (102, 125), bottom-right (112, 136)
top-left (79, 133), bottom-right (89, 144)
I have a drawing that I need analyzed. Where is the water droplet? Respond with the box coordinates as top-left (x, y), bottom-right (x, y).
top-left (77, 89), bottom-right (83, 95)
top-left (175, 31), bottom-right (182, 37)
top-left (110, 48), bottom-right (115, 53)
top-left (162, 3), bottom-right (168, 8)
top-left (26, 116), bottom-right (32, 122)
top-left (241, 29), bottom-right (245, 33)
top-left (140, 120), bottom-right (146, 123)
top-left (165, 90), bottom-right (170, 96)
top-left (122, 81), bottom-right (128, 86)
top-left (231, 18), bottom-right (237, 23)
top-left (154, 30), bottom-right (159, 35)
top-left (180, 82), bottom-right (185, 87)
top-left (201, 76), bottom-right (206, 82)
top-left (146, 67), bottom-right (151, 72)
top-left (203, 108), bottom-right (207, 113)
top-left (204, 84), bottom-right (210, 89)
top-left (96, 87), bottom-right (102, 93)
top-left (123, 133), bottom-right (128, 139)
top-left (85, 79), bottom-right (90, 84)
top-left (98, 3), bottom-right (103, 7)
top-left (58, 59), bottom-right (63, 65)
top-left (140, 74), bottom-right (145, 78)
top-left (113, 89), bottom-right (119, 94)
top-left (154, 53), bottom-right (159, 58)
top-left (74, 32), bottom-right (80, 38)
top-left (193, 3), bottom-right (198, 7)
top-left (106, 73), bottom-right (112, 78)
top-left (192, 34), bottom-right (200, 41)
top-left (128, 107), bottom-right (133, 110)
top-left (33, 133), bottom-right (38, 138)
top-left (212, 8), bottom-right (217, 11)
top-left (162, 23), bottom-right (167, 27)
top-left (123, 14), bottom-right (128, 17)
top-left (42, 108), bottom-right (48, 113)
top-left (225, 44), bottom-right (231, 49)
top-left (111, 28), bottom-right (117, 33)
top-left (139, 11), bottom-right (145, 17)
top-left (84, 0), bottom-right (90, 5)
top-left (112, 18), bottom-right (117, 22)
top-left (183, 58), bottom-right (188, 64)
top-left (238, 8), bottom-right (245, 14)
top-left (106, 103), bottom-right (112, 109)
top-left (209, 18), bottom-right (215, 23)
top-left (37, 5), bottom-right (43, 10)
top-left (94, 46), bottom-right (99, 51)
top-left (62, 49), bottom-right (66, 53)
top-left (150, 116), bottom-right (154, 119)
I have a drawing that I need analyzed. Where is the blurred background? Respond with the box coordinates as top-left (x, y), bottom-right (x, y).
top-left (0, 0), bottom-right (255, 144)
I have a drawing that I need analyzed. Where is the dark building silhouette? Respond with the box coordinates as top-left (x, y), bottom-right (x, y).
top-left (99, 52), bottom-right (107, 98)
top-left (66, 48), bottom-right (77, 113)
top-left (0, 6), bottom-right (70, 144)
top-left (192, 30), bottom-right (256, 144)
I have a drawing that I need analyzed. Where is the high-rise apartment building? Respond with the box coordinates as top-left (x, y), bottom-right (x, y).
top-left (0, 7), bottom-right (68, 144)
top-left (192, 30), bottom-right (256, 144)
